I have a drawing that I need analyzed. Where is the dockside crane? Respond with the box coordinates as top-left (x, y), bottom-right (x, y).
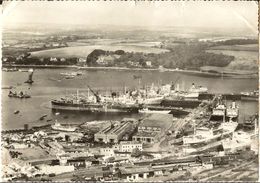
top-left (87, 85), bottom-right (101, 103)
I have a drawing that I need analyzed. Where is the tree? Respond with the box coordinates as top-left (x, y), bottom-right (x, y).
top-left (131, 148), bottom-right (142, 157)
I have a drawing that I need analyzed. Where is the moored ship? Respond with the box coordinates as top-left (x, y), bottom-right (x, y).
top-left (51, 86), bottom-right (140, 113)
top-left (240, 90), bottom-right (258, 101)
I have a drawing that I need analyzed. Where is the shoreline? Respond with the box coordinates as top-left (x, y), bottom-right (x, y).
top-left (3, 64), bottom-right (258, 79)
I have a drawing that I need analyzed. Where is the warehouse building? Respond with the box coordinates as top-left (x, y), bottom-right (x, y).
top-left (94, 120), bottom-right (134, 144)
top-left (133, 114), bottom-right (173, 144)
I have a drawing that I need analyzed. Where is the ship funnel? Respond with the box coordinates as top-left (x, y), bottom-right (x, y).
top-left (232, 101), bottom-right (236, 109)
top-left (176, 83), bottom-right (180, 91)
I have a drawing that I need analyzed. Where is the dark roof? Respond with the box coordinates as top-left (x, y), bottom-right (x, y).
top-left (120, 166), bottom-right (154, 175)
top-left (139, 114), bottom-right (173, 130)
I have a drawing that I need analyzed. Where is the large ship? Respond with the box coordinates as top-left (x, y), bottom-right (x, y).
top-left (51, 86), bottom-right (140, 113)
top-left (183, 119), bottom-right (238, 145)
top-left (161, 83), bottom-right (207, 108)
top-left (240, 90), bottom-right (258, 101)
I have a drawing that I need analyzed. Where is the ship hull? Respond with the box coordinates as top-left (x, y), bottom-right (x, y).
top-left (161, 99), bottom-right (201, 108)
top-left (241, 95), bottom-right (258, 101)
top-left (51, 101), bottom-right (139, 113)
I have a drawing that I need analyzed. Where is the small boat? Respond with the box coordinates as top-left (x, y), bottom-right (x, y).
top-left (3, 68), bottom-right (18, 72)
top-left (55, 112), bottom-right (60, 116)
top-left (39, 114), bottom-right (47, 120)
top-left (138, 108), bottom-right (171, 114)
top-left (46, 119), bottom-right (52, 122)
top-left (8, 91), bottom-right (31, 99)
top-left (133, 75), bottom-right (142, 79)
top-left (18, 69), bottom-right (29, 72)
top-left (2, 86), bottom-right (14, 90)
top-left (24, 69), bottom-right (34, 84)
top-left (65, 75), bottom-right (75, 79)
top-left (73, 71), bottom-right (83, 76)
top-left (14, 110), bottom-right (20, 114)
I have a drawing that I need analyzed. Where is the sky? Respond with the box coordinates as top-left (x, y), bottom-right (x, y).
top-left (2, 1), bottom-right (258, 33)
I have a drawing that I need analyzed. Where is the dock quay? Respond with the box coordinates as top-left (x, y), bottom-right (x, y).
top-left (2, 85), bottom-right (258, 182)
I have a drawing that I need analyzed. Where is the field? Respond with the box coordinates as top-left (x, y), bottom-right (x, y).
top-left (30, 44), bottom-right (169, 58)
top-left (209, 44), bottom-right (258, 52)
top-left (207, 44), bottom-right (258, 71)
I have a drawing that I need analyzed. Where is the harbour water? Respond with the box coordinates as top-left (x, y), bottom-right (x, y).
top-left (2, 68), bottom-right (258, 130)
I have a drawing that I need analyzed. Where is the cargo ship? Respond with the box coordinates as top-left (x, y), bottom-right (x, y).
top-left (51, 86), bottom-right (140, 113)
top-left (240, 90), bottom-right (258, 101)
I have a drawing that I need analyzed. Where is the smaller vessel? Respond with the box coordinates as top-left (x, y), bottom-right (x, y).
top-left (51, 121), bottom-right (76, 132)
top-left (226, 102), bottom-right (239, 119)
top-left (8, 91), bottom-right (31, 99)
top-left (183, 126), bottom-right (220, 145)
top-left (222, 131), bottom-right (252, 152)
top-left (2, 86), bottom-right (15, 90)
top-left (55, 112), bottom-right (60, 116)
top-left (14, 110), bottom-right (20, 114)
top-left (39, 114), bottom-right (48, 120)
top-left (184, 83), bottom-right (208, 99)
top-left (138, 108), bottom-right (171, 114)
top-left (19, 69), bottom-right (29, 72)
top-left (65, 75), bottom-right (75, 79)
top-left (24, 69), bottom-right (34, 84)
top-left (210, 103), bottom-right (226, 121)
top-left (219, 118), bottom-right (238, 132)
top-left (2, 68), bottom-right (18, 72)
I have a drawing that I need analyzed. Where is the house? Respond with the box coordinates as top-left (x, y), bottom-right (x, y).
top-left (60, 58), bottom-right (66, 62)
top-left (38, 165), bottom-right (74, 175)
top-left (116, 141), bottom-right (143, 152)
top-left (119, 166), bottom-right (154, 181)
top-left (77, 58), bottom-right (87, 64)
top-left (145, 61), bottom-right (152, 67)
top-left (50, 57), bottom-right (58, 62)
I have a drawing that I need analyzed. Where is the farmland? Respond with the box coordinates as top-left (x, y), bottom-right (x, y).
top-left (207, 44), bottom-right (258, 71)
top-left (30, 44), bottom-right (169, 58)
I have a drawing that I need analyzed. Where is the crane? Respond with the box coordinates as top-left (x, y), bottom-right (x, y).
top-left (87, 85), bottom-right (101, 103)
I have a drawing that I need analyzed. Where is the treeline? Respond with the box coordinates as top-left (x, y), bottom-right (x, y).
top-left (4, 57), bottom-right (78, 65)
top-left (86, 49), bottom-right (125, 66)
top-left (113, 44), bottom-right (234, 69)
top-left (218, 39), bottom-right (257, 45)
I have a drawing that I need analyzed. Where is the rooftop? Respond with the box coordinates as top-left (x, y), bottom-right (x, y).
top-left (139, 113), bottom-right (173, 130)
top-left (120, 166), bottom-right (154, 175)
top-left (97, 121), bottom-right (132, 135)
top-left (133, 131), bottom-right (158, 138)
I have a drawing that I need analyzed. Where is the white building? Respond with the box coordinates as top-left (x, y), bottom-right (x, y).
top-left (38, 165), bottom-right (74, 175)
top-left (145, 61), bottom-right (152, 67)
top-left (117, 141), bottom-right (143, 152)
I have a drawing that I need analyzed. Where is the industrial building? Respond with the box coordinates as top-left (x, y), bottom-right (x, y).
top-left (132, 114), bottom-right (173, 144)
top-left (94, 120), bottom-right (134, 144)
